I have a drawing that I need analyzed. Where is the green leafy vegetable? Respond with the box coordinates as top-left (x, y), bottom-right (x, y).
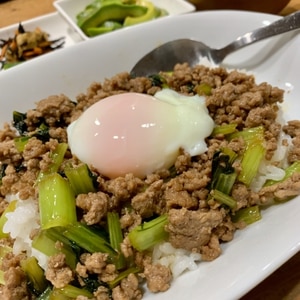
top-left (231, 205), bottom-right (262, 225)
top-left (212, 123), bottom-right (237, 136)
top-left (0, 164), bottom-right (6, 185)
top-left (50, 284), bottom-right (93, 299)
top-left (20, 256), bottom-right (49, 295)
top-left (239, 142), bottom-right (265, 186)
top-left (108, 267), bottom-right (140, 289)
top-left (148, 74), bottom-right (169, 87)
top-left (64, 164), bottom-right (96, 195)
top-left (32, 228), bottom-right (78, 269)
top-left (36, 286), bottom-right (52, 300)
top-left (107, 212), bottom-right (126, 269)
top-left (210, 189), bottom-right (237, 209)
top-left (62, 222), bottom-right (116, 257)
top-left (80, 274), bottom-right (105, 294)
top-left (13, 111), bottom-right (27, 135)
top-left (38, 173), bottom-right (77, 229)
top-left (14, 136), bottom-right (30, 152)
top-left (37, 143), bottom-right (68, 183)
top-left (195, 83), bottom-right (212, 96)
top-left (128, 214), bottom-right (168, 251)
top-left (229, 126), bottom-right (266, 186)
top-left (211, 150), bottom-right (237, 195)
top-left (32, 123), bottom-right (50, 143)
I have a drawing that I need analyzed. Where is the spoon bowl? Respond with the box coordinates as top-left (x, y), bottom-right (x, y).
top-left (131, 11), bottom-right (300, 77)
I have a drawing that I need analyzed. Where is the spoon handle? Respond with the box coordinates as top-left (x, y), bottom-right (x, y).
top-left (220, 11), bottom-right (300, 56)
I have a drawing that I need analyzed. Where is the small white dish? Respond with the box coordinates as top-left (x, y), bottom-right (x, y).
top-left (54, 0), bottom-right (196, 40)
top-left (0, 12), bottom-right (83, 70)
top-left (0, 10), bottom-right (300, 300)
top-left (0, 12), bottom-right (82, 50)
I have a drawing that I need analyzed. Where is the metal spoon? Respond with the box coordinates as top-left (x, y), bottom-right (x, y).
top-left (131, 11), bottom-right (300, 77)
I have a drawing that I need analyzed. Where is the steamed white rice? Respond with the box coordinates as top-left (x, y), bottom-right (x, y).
top-left (250, 112), bottom-right (292, 192)
top-left (3, 195), bottom-right (48, 269)
top-left (152, 242), bottom-right (201, 279)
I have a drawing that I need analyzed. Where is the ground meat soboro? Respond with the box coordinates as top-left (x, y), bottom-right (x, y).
top-left (0, 63), bottom-right (300, 300)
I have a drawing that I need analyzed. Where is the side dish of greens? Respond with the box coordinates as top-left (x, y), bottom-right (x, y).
top-left (76, 0), bottom-right (168, 37)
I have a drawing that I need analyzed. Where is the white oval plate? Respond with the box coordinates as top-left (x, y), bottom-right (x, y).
top-left (0, 10), bottom-right (300, 300)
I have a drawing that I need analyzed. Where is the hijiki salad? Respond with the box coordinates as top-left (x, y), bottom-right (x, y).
top-left (0, 63), bottom-right (300, 299)
top-left (0, 23), bottom-right (64, 70)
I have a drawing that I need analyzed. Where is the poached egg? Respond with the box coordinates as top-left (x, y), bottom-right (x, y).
top-left (67, 89), bottom-right (214, 178)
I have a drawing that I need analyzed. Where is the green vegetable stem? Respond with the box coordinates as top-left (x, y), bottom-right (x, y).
top-left (107, 212), bottom-right (126, 269)
top-left (231, 205), bottom-right (262, 225)
top-left (64, 163), bottom-right (96, 195)
top-left (128, 214), bottom-right (168, 251)
top-left (49, 284), bottom-right (94, 299)
top-left (62, 222), bottom-right (116, 257)
top-left (20, 256), bottom-right (49, 295)
top-left (210, 189), bottom-right (237, 209)
top-left (38, 173), bottom-right (77, 229)
top-left (229, 126), bottom-right (266, 186)
top-left (32, 228), bottom-right (78, 269)
top-left (37, 143), bottom-right (68, 183)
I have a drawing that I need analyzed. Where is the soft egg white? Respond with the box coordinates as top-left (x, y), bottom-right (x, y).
top-left (67, 89), bottom-right (214, 178)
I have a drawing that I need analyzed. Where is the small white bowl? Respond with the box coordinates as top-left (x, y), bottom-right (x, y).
top-left (54, 0), bottom-right (196, 40)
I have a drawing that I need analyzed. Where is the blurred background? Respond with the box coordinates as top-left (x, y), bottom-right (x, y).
top-left (0, 0), bottom-right (298, 28)
top-left (188, 0), bottom-right (291, 14)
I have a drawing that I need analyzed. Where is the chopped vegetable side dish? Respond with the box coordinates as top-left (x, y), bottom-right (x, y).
top-left (0, 23), bottom-right (65, 70)
top-left (77, 0), bottom-right (168, 37)
top-left (0, 63), bottom-right (300, 299)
